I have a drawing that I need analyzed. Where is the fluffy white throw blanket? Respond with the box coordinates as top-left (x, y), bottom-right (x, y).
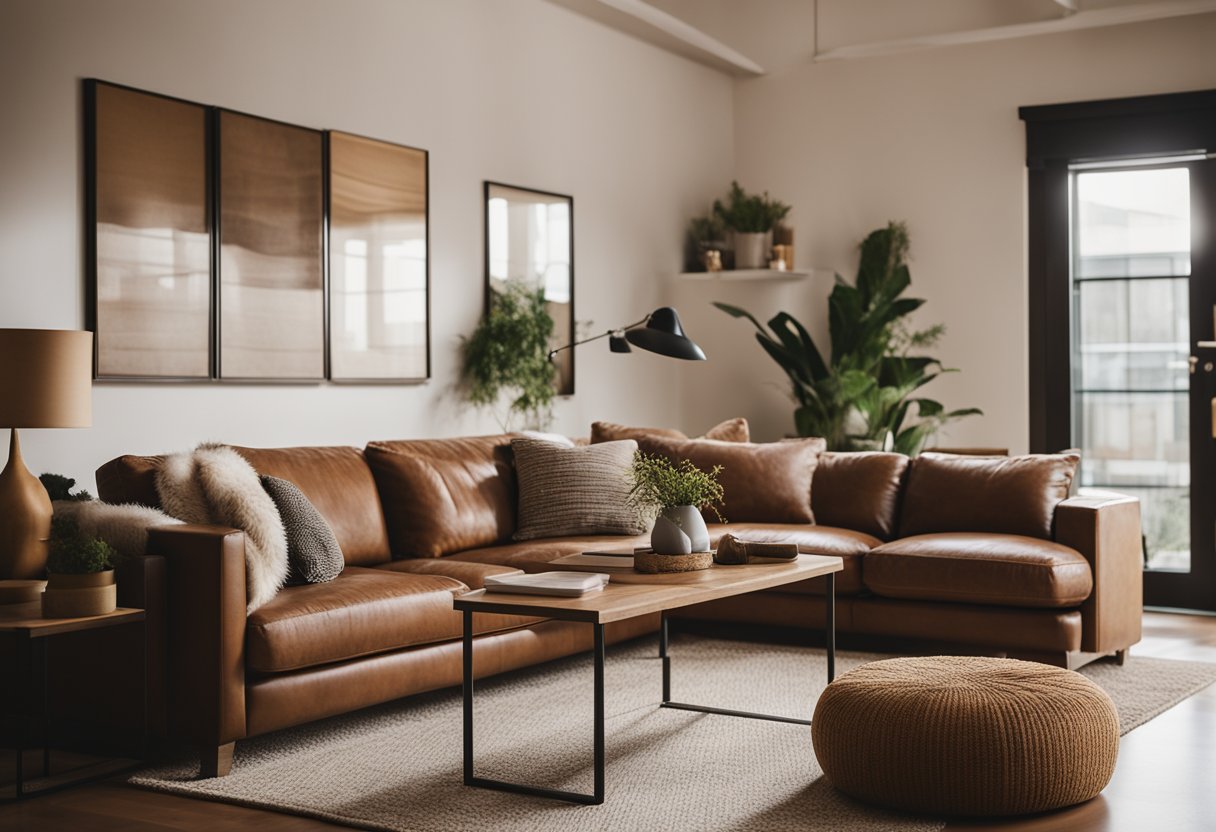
top-left (155, 443), bottom-right (289, 613)
top-left (52, 500), bottom-right (183, 558)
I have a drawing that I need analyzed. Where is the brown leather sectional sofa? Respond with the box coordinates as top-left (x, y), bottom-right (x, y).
top-left (95, 435), bottom-right (1143, 777)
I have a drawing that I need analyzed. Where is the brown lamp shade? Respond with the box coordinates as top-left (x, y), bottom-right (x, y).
top-left (0, 329), bottom-right (94, 428)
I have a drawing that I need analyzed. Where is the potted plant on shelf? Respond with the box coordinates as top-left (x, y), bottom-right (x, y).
top-left (461, 282), bottom-right (558, 431)
top-left (627, 451), bottom-right (725, 572)
top-left (712, 181), bottom-right (791, 269)
top-left (687, 214), bottom-right (728, 272)
top-left (714, 221), bottom-right (981, 453)
top-left (42, 516), bottom-right (119, 618)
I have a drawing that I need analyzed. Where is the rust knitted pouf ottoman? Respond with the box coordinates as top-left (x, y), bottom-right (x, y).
top-left (811, 656), bottom-right (1119, 816)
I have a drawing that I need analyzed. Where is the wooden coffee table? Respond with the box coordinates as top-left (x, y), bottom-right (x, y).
top-left (454, 554), bottom-right (843, 805)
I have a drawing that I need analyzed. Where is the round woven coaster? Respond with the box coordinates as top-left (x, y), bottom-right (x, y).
top-left (634, 551), bottom-right (713, 573)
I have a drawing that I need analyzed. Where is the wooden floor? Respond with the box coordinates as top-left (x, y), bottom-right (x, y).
top-left (1, 611), bottom-right (1214, 831)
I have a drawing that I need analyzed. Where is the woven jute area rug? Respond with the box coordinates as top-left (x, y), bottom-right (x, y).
top-left (131, 636), bottom-right (1216, 832)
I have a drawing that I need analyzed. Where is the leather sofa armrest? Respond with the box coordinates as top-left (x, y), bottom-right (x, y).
top-left (146, 524), bottom-right (248, 749)
top-left (1054, 495), bottom-right (1142, 654)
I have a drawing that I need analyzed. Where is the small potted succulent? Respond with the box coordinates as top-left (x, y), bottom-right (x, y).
top-left (627, 451), bottom-right (725, 572)
top-left (42, 516), bottom-right (119, 618)
top-left (712, 181), bottom-right (791, 269)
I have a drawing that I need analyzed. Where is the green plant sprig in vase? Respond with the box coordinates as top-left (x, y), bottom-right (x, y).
top-left (627, 451), bottom-right (724, 556)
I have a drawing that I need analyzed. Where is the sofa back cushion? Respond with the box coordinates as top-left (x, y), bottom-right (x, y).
top-left (897, 452), bottom-right (1081, 540)
top-left (631, 436), bottom-right (825, 524)
top-left (365, 435), bottom-right (517, 558)
top-left (95, 446), bottom-right (392, 566)
top-left (590, 417), bottom-right (750, 444)
top-left (811, 452), bottom-right (909, 540)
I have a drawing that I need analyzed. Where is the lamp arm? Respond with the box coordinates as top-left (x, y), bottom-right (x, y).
top-left (547, 315), bottom-right (649, 362)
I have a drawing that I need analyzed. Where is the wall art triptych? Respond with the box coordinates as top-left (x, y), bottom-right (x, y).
top-left (85, 79), bottom-right (430, 383)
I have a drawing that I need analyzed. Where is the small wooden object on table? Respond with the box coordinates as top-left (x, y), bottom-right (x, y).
top-left (455, 554), bottom-right (843, 805)
top-left (0, 602), bottom-right (145, 800)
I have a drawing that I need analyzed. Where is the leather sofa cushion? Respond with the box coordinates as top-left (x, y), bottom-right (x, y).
top-left (708, 523), bottom-right (877, 595)
top-left (627, 436), bottom-right (826, 524)
top-left (246, 567), bottom-right (536, 673)
top-left (811, 452), bottom-right (908, 540)
top-left (96, 446), bottom-right (392, 566)
top-left (864, 533), bottom-right (1093, 608)
top-left (96, 454), bottom-right (161, 507)
top-left (590, 417), bottom-right (750, 444)
top-left (897, 452), bottom-right (1080, 540)
top-left (366, 435), bottom-right (517, 558)
top-left (374, 557), bottom-right (525, 590)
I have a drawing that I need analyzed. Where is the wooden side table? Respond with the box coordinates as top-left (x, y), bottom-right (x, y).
top-left (0, 602), bottom-right (146, 800)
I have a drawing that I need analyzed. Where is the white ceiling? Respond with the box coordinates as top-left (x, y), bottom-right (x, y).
top-left (547, 0), bottom-right (1216, 74)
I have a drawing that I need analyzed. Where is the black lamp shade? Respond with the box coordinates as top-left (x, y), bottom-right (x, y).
top-left (625, 307), bottom-right (706, 361)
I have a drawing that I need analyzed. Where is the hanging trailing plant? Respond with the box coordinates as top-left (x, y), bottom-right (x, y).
top-left (461, 282), bottom-right (557, 431)
top-left (715, 221), bottom-right (982, 454)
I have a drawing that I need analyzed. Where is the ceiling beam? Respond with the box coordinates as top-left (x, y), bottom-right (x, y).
top-left (815, 0), bottom-right (1216, 62)
top-left (547, 0), bottom-right (765, 76)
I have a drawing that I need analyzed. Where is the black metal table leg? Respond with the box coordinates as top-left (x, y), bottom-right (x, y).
top-left (658, 570), bottom-right (841, 725)
top-left (462, 613), bottom-right (606, 805)
top-left (827, 571), bottom-right (836, 683)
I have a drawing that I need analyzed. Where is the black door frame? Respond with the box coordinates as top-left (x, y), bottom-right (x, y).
top-left (1021, 89), bottom-right (1216, 610)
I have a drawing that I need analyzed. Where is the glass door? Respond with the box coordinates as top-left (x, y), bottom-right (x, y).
top-left (1070, 158), bottom-right (1216, 609)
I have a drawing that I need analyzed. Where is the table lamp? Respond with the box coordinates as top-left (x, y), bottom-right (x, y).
top-left (0, 329), bottom-right (93, 580)
top-left (548, 306), bottom-right (707, 362)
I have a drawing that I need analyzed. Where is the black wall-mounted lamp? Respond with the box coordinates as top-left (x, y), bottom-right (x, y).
top-left (548, 306), bottom-right (707, 363)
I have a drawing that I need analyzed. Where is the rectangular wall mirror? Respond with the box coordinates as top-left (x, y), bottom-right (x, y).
top-left (484, 182), bottom-right (574, 395)
top-left (329, 131), bottom-right (429, 381)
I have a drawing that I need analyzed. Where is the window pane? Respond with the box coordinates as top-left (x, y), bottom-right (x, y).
top-left (1076, 167), bottom-right (1190, 278)
top-left (1076, 278), bottom-right (1189, 391)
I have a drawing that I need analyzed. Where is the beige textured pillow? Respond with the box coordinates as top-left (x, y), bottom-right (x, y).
top-left (590, 417), bottom-right (749, 445)
top-left (512, 437), bottom-right (649, 541)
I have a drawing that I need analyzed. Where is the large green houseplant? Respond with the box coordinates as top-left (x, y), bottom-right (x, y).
top-left (461, 282), bottom-right (558, 431)
top-left (715, 222), bottom-right (981, 454)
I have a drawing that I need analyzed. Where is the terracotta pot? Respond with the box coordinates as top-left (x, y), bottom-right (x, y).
top-left (42, 569), bottom-right (116, 618)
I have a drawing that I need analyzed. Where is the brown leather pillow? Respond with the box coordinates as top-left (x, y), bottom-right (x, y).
top-left (897, 452), bottom-right (1081, 540)
top-left (634, 436), bottom-right (825, 524)
top-left (590, 417), bottom-right (750, 445)
top-left (365, 436), bottom-right (517, 558)
top-left (812, 452), bottom-right (909, 540)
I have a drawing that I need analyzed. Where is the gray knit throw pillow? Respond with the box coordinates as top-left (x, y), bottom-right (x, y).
top-left (261, 476), bottom-right (344, 585)
top-left (511, 437), bottom-right (648, 541)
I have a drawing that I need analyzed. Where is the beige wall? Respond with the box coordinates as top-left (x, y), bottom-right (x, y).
top-left (702, 13), bottom-right (1216, 449)
top-left (0, 0), bottom-right (734, 487)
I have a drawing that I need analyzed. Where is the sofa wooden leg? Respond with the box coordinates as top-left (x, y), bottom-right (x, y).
top-left (200, 742), bottom-right (235, 778)
top-left (1116, 648), bottom-right (1128, 666)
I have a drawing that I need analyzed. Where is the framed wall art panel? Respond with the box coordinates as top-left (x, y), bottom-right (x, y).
top-left (327, 131), bottom-right (429, 382)
top-left (85, 80), bottom-right (212, 380)
top-left (217, 110), bottom-right (326, 381)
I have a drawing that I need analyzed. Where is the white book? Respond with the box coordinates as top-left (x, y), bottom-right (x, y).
top-left (483, 571), bottom-right (611, 597)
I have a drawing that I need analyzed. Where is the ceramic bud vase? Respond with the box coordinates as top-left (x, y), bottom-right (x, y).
top-left (651, 505), bottom-right (710, 555)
